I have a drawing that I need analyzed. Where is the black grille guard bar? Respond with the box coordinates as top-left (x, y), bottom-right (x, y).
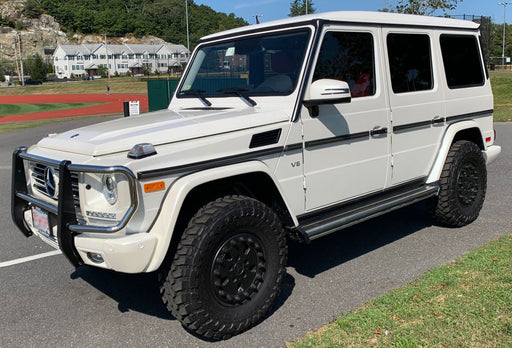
top-left (11, 147), bottom-right (138, 267)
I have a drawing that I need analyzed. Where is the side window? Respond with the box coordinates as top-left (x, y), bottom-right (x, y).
top-left (387, 34), bottom-right (433, 93)
top-left (440, 35), bottom-right (484, 89)
top-left (313, 31), bottom-right (375, 98)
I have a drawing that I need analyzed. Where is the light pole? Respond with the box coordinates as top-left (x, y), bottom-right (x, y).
top-left (499, 2), bottom-right (512, 66)
top-left (185, 0), bottom-right (190, 51)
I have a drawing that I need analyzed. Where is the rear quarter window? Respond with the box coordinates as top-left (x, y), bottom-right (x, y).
top-left (440, 35), bottom-right (485, 89)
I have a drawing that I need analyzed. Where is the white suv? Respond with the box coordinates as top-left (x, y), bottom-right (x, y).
top-left (12, 12), bottom-right (501, 339)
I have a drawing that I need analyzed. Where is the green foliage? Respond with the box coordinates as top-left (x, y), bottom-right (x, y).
top-left (0, 13), bottom-right (17, 28)
top-left (0, 59), bottom-right (15, 77)
top-left (24, 0), bottom-right (43, 18)
top-left (95, 66), bottom-right (108, 78)
top-left (491, 23), bottom-right (512, 59)
top-left (289, 0), bottom-right (315, 17)
top-left (15, 20), bottom-right (26, 30)
top-left (383, 0), bottom-right (462, 15)
top-left (36, 0), bottom-right (247, 48)
top-left (23, 54), bottom-right (47, 81)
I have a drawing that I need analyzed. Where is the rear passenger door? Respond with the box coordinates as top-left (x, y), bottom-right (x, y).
top-left (383, 29), bottom-right (446, 185)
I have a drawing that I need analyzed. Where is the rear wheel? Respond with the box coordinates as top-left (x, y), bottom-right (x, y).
top-left (159, 195), bottom-right (287, 340)
top-left (430, 140), bottom-right (487, 227)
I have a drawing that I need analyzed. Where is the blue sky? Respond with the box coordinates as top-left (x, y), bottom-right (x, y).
top-left (195, 0), bottom-right (510, 25)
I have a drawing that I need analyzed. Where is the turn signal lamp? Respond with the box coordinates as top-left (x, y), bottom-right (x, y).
top-left (144, 181), bottom-right (165, 193)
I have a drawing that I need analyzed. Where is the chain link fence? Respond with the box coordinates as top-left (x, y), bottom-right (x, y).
top-left (448, 15), bottom-right (493, 68)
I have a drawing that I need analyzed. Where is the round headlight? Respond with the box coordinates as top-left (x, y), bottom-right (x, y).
top-left (102, 174), bottom-right (118, 205)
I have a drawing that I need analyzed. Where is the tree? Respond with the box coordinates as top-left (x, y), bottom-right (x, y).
top-left (383, 0), bottom-right (462, 16)
top-left (23, 0), bottom-right (43, 19)
top-left (0, 59), bottom-right (15, 81)
top-left (289, 0), bottom-right (315, 17)
top-left (24, 54), bottom-right (47, 81)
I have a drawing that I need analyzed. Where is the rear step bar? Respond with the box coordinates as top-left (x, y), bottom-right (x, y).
top-left (295, 183), bottom-right (440, 243)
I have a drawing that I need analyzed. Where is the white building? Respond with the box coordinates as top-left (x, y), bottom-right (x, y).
top-left (53, 43), bottom-right (190, 79)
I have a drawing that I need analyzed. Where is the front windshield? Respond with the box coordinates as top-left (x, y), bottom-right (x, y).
top-left (179, 29), bottom-right (311, 98)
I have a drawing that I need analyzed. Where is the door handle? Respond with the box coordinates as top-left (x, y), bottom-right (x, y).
top-left (370, 126), bottom-right (387, 136)
top-left (431, 116), bottom-right (445, 125)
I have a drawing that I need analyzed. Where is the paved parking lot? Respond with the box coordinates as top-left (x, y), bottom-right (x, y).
top-left (1, 120), bottom-right (510, 347)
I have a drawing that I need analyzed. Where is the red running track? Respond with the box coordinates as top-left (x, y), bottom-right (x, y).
top-left (0, 94), bottom-right (149, 123)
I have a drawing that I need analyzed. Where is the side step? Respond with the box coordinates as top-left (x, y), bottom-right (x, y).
top-left (295, 183), bottom-right (440, 242)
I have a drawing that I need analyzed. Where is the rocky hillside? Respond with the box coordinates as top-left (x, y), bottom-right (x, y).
top-left (0, 0), bottom-right (173, 63)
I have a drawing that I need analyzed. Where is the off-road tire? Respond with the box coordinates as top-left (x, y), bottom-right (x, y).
top-left (159, 195), bottom-right (287, 340)
top-left (430, 140), bottom-right (487, 227)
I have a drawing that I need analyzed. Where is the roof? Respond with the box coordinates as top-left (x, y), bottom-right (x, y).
top-left (53, 43), bottom-right (190, 57)
top-left (201, 11), bottom-right (480, 41)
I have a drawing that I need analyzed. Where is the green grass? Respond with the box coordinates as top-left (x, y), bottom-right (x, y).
top-left (290, 234), bottom-right (512, 347)
top-left (490, 71), bottom-right (512, 122)
top-left (0, 76), bottom-right (148, 96)
top-left (0, 102), bottom-right (106, 117)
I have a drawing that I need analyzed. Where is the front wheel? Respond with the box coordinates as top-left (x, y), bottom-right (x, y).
top-left (430, 140), bottom-right (487, 227)
top-left (160, 195), bottom-right (287, 340)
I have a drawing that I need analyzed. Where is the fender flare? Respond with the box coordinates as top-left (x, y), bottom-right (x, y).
top-left (145, 160), bottom-right (298, 272)
top-left (426, 120), bottom-right (483, 183)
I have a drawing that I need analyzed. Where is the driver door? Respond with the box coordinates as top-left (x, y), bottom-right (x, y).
top-left (302, 27), bottom-right (391, 211)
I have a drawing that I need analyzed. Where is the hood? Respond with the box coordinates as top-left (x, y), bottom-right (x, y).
top-left (36, 107), bottom-right (289, 156)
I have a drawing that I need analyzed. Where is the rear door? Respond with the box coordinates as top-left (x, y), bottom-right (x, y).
top-left (383, 29), bottom-right (447, 185)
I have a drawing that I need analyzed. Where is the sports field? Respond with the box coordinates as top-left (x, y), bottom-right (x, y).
top-left (0, 94), bottom-right (149, 123)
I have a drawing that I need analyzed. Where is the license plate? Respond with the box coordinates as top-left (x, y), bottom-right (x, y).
top-left (32, 206), bottom-right (50, 238)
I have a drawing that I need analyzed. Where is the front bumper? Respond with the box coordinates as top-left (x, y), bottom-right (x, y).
top-left (11, 147), bottom-right (152, 272)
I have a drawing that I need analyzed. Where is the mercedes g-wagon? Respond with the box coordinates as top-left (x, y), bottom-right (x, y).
top-left (12, 12), bottom-right (501, 339)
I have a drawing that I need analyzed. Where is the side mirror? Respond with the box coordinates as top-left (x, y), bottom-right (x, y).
top-left (303, 79), bottom-right (351, 117)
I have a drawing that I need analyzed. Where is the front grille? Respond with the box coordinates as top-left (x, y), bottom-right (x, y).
top-left (30, 162), bottom-right (81, 209)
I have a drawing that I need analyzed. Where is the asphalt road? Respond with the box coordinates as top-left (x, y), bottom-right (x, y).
top-left (1, 119), bottom-right (510, 347)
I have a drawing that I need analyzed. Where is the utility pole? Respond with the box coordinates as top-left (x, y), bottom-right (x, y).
top-left (185, 0), bottom-right (190, 51)
top-left (253, 15), bottom-right (263, 24)
top-left (13, 39), bottom-right (21, 84)
top-left (17, 33), bottom-right (25, 85)
top-left (104, 34), bottom-right (111, 79)
top-left (499, 2), bottom-right (512, 66)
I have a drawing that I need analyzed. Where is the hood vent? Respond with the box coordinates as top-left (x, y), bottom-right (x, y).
top-left (249, 129), bottom-right (282, 149)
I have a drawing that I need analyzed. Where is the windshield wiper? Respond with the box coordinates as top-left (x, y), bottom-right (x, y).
top-left (179, 89), bottom-right (212, 106)
top-left (217, 88), bottom-right (257, 107)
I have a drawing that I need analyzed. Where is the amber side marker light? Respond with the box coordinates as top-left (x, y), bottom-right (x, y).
top-left (144, 181), bottom-right (165, 193)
